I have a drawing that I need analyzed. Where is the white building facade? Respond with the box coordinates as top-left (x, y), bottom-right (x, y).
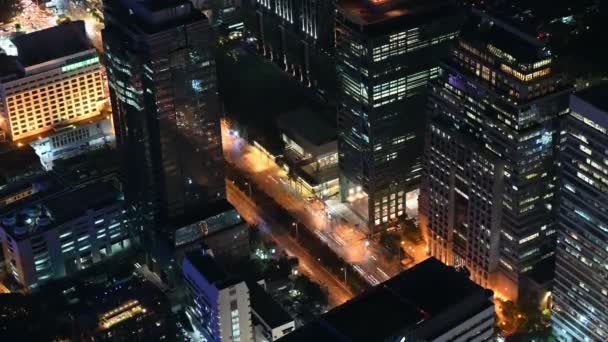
top-left (0, 182), bottom-right (130, 290)
top-left (29, 116), bottom-right (115, 170)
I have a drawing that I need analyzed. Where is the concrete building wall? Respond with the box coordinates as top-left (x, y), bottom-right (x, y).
top-left (218, 281), bottom-right (254, 342)
top-left (1, 50), bottom-right (106, 141)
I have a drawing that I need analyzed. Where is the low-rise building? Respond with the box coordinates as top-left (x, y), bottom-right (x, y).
top-left (0, 181), bottom-right (130, 290)
top-left (248, 280), bottom-right (295, 341)
top-left (70, 276), bottom-right (171, 342)
top-left (28, 113), bottom-right (115, 170)
top-left (277, 107), bottom-right (339, 200)
top-left (149, 200), bottom-right (250, 288)
top-left (278, 258), bottom-right (494, 342)
top-left (0, 143), bottom-right (44, 207)
top-left (51, 147), bottom-right (121, 187)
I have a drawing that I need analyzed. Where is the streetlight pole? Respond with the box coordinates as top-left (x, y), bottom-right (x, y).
top-left (245, 181), bottom-right (252, 197)
top-left (292, 222), bottom-right (299, 240)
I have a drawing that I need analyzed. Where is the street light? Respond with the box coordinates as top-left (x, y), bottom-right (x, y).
top-left (244, 181), bottom-right (252, 197)
top-left (340, 267), bottom-right (347, 284)
top-left (292, 221), bottom-right (299, 240)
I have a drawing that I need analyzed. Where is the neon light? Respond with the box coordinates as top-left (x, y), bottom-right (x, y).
top-left (62, 56), bottom-right (99, 72)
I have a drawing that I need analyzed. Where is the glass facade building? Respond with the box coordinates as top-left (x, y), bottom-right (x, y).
top-left (249, 0), bottom-right (336, 100)
top-left (553, 85), bottom-right (608, 342)
top-left (102, 0), bottom-right (225, 230)
top-left (335, 0), bottom-right (461, 234)
top-left (421, 10), bottom-right (572, 299)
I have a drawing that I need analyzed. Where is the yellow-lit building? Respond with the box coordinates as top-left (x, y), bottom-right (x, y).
top-left (0, 21), bottom-right (106, 142)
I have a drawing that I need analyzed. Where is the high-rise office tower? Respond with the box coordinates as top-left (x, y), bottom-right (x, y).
top-left (421, 10), bottom-right (571, 299)
top-left (335, 0), bottom-right (462, 234)
top-left (102, 0), bottom-right (225, 229)
top-left (0, 21), bottom-right (106, 142)
top-left (553, 85), bottom-right (608, 342)
top-left (192, 0), bottom-right (245, 38)
top-left (250, 0), bottom-right (336, 100)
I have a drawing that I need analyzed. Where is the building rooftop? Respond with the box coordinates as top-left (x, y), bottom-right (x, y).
top-left (461, 10), bottom-right (548, 64)
top-left (0, 181), bottom-right (121, 240)
top-left (45, 181), bottom-right (120, 224)
top-left (574, 83), bottom-right (608, 113)
top-left (68, 276), bottom-right (169, 335)
top-left (336, 0), bottom-right (458, 33)
top-left (139, 0), bottom-right (190, 12)
top-left (299, 164), bottom-right (339, 188)
top-left (247, 281), bottom-right (293, 329)
top-left (105, 0), bottom-right (208, 35)
top-left (51, 146), bottom-right (120, 186)
top-left (277, 107), bottom-right (336, 147)
top-left (485, 0), bottom-right (597, 33)
top-left (0, 144), bottom-right (42, 187)
top-left (169, 199), bottom-right (237, 227)
top-left (0, 55), bottom-right (21, 79)
top-left (11, 21), bottom-right (92, 67)
top-left (185, 251), bottom-right (229, 285)
top-left (279, 258), bottom-right (492, 342)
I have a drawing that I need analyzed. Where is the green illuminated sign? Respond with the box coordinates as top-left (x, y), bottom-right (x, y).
top-left (62, 56), bottom-right (99, 72)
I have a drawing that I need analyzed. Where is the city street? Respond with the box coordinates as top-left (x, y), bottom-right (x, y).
top-left (0, 0), bottom-right (56, 39)
top-left (222, 119), bottom-right (429, 287)
top-left (227, 181), bottom-right (353, 307)
top-left (0, 281), bottom-right (10, 294)
top-left (0, 0), bottom-right (103, 50)
top-left (65, 0), bottom-right (104, 50)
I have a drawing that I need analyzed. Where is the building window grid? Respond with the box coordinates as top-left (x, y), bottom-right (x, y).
top-left (6, 70), bottom-right (104, 139)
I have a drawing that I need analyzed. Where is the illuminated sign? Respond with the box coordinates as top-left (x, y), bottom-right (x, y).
top-left (62, 56), bottom-right (99, 72)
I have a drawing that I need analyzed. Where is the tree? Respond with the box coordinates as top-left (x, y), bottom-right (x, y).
top-left (379, 231), bottom-right (401, 254)
top-left (401, 220), bottom-right (423, 243)
top-left (249, 224), bottom-right (263, 248)
top-left (293, 275), bottom-right (327, 307)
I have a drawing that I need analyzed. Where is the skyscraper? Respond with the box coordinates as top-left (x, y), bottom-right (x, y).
top-left (553, 85), bottom-right (608, 342)
top-left (421, 10), bottom-right (571, 299)
top-left (250, 0), bottom-right (336, 100)
top-left (102, 0), bottom-right (225, 229)
top-left (335, 0), bottom-right (462, 234)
